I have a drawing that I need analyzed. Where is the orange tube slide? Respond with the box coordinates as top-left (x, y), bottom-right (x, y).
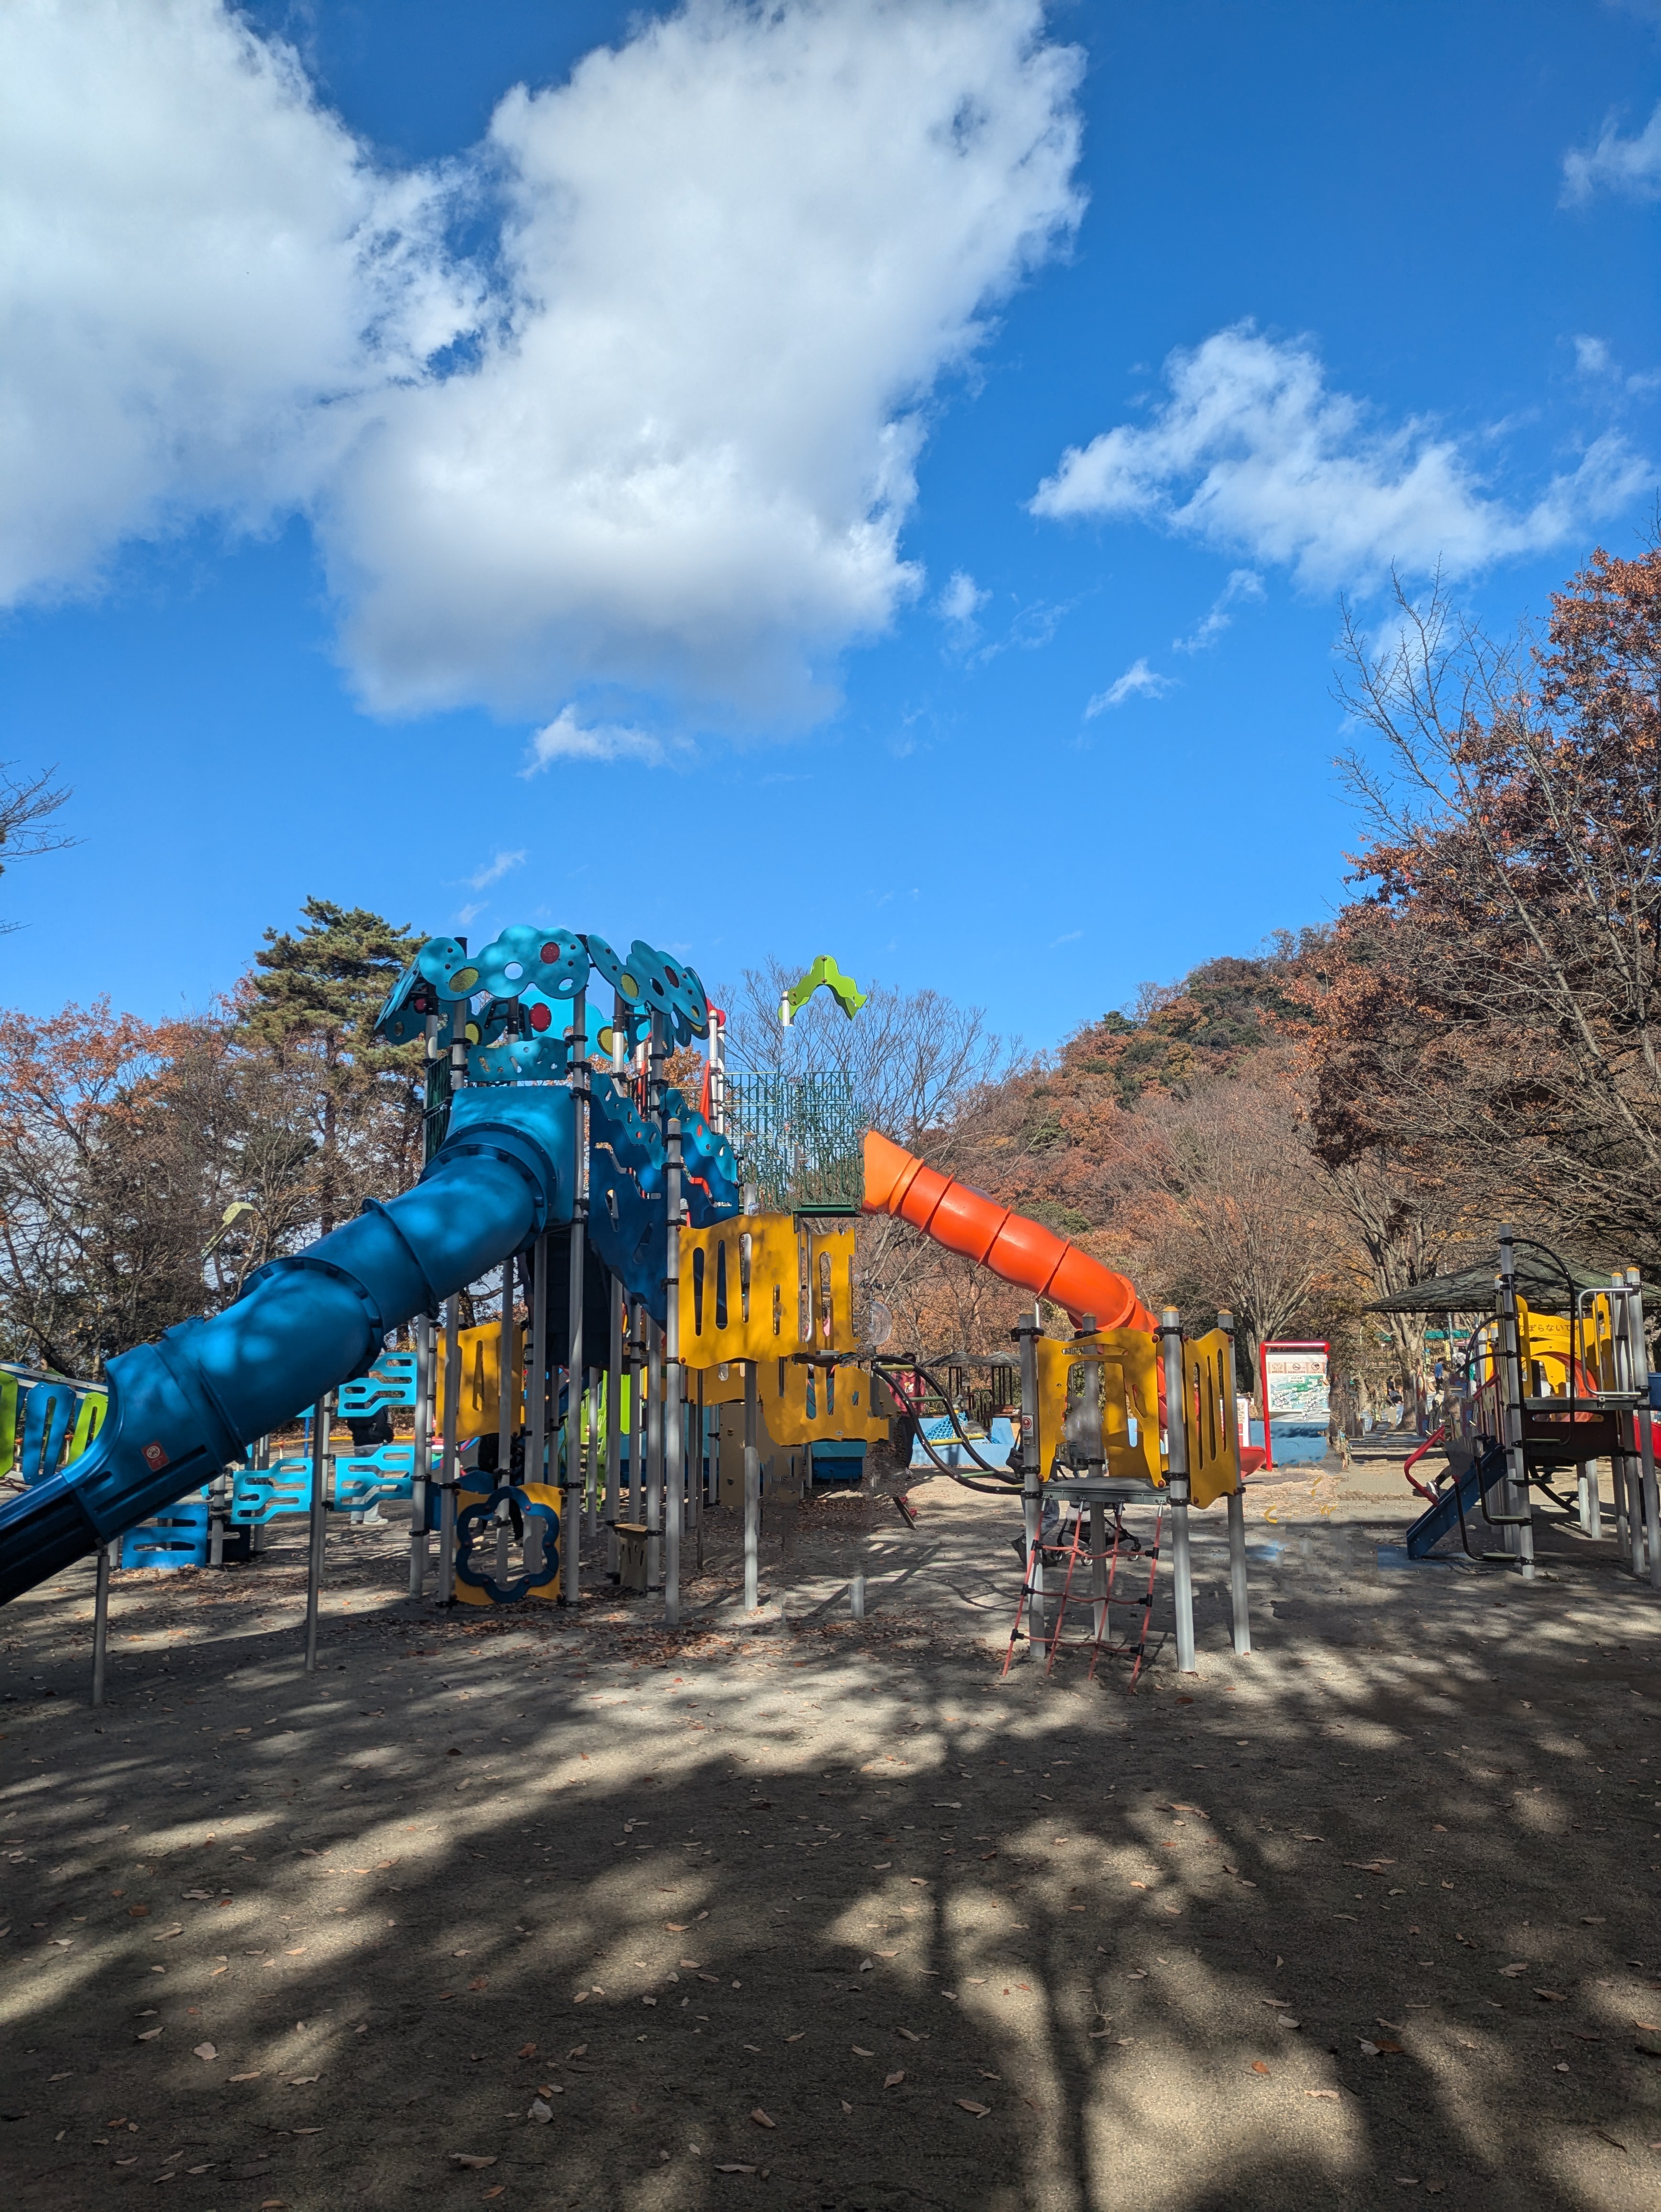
top-left (863, 1131), bottom-right (1156, 1335)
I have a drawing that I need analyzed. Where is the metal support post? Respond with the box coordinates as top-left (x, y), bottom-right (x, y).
top-left (410, 1311), bottom-right (432, 1598)
top-left (497, 1254), bottom-right (516, 1482)
top-left (629, 1297), bottom-right (645, 1526)
top-left (1089, 1498), bottom-right (1107, 1644)
top-left (1624, 1269), bottom-right (1659, 1587)
top-left (90, 1541), bottom-right (113, 1707)
top-left (303, 1393), bottom-right (330, 1671)
top-left (1497, 1230), bottom-right (1535, 1579)
top-left (694, 1368), bottom-right (706, 1570)
top-left (439, 1294), bottom-right (460, 1605)
top-left (565, 988), bottom-right (588, 1606)
top-left (646, 1318), bottom-right (663, 1592)
top-left (1161, 1308), bottom-right (1196, 1673)
top-left (1218, 1309), bottom-right (1252, 1655)
top-left (1017, 1304), bottom-right (1042, 1657)
top-left (664, 1118), bottom-right (684, 1626)
top-left (606, 1277), bottom-right (622, 1579)
top-left (743, 1359), bottom-right (761, 1612)
top-left (850, 1571), bottom-right (865, 1622)
top-left (593, 1362), bottom-right (606, 1539)
top-left (1610, 1274), bottom-right (1639, 1574)
top-left (528, 1231), bottom-right (548, 1493)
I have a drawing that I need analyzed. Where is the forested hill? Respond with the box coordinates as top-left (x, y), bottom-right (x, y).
top-left (1060, 934), bottom-right (1318, 1105)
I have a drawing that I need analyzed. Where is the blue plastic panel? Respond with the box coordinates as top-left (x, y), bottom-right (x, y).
top-left (19, 1381), bottom-right (79, 1486)
top-left (229, 1460), bottom-right (316, 1525)
top-left (334, 1443), bottom-right (418, 1509)
top-left (120, 1497), bottom-right (210, 1569)
top-left (337, 1354), bottom-right (419, 1418)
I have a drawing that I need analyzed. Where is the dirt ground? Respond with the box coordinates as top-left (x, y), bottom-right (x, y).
top-left (1, 1447), bottom-right (1659, 2212)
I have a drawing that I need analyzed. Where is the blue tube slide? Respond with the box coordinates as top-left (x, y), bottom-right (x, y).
top-left (0, 1089), bottom-right (574, 1606)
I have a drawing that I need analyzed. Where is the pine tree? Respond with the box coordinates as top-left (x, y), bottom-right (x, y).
top-left (242, 899), bottom-right (425, 1235)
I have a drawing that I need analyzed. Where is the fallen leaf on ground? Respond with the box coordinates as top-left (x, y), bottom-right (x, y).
top-left (749, 2108), bottom-right (775, 2129)
top-left (1251, 2061), bottom-right (1271, 2075)
top-left (228, 2072), bottom-right (261, 2083)
top-left (716, 2165), bottom-right (756, 2175)
top-left (192, 2043), bottom-right (216, 2062)
top-left (448, 2155), bottom-right (497, 2169)
top-left (528, 2100), bottom-right (552, 2124)
top-left (1306, 2089), bottom-right (1340, 2100)
top-left (884, 2070), bottom-right (905, 2088)
top-left (956, 2099), bottom-right (990, 2116)
top-left (896, 2027), bottom-right (920, 2042)
top-left (852, 2046), bottom-right (874, 2057)
top-left (1500, 1964), bottom-right (1529, 1978)
top-left (288, 2075), bottom-right (321, 2086)
top-left (785, 2032), bottom-right (805, 2044)
top-left (1534, 1990), bottom-right (1567, 2003)
top-left (136, 2029), bottom-right (163, 2043)
top-left (517, 2043), bottom-right (536, 2059)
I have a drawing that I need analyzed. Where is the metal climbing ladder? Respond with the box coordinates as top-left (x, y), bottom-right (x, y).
top-left (1003, 1479), bottom-right (1164, 1688)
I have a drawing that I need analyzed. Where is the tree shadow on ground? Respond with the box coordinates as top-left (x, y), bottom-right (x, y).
top-left (1, 1508), bottom-right (1659, 2212)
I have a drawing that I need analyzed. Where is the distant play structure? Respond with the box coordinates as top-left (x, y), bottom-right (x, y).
top-left (1399, 1231), bottom-right (1661, 1588)
top-left (0, 928), bottom-right (1256, 1695)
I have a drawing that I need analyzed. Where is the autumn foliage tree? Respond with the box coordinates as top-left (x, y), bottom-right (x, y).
top-left (1315, 543), bottom-right (1661, 1275)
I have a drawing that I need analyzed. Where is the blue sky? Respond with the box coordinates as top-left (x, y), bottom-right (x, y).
top-left (2, 0), bottom-right (1658, 1056)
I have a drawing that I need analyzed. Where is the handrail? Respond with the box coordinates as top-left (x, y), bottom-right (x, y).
top-left (1401, 1424), bottom-right (1445, 1502)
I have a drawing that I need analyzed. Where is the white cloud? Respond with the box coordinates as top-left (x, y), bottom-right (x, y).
top-left (1031, 323), bottom-right (1648, 592)
top-left (0, 0), bottom-right (1084, 735)
top-left (937, 569), bottom-right (990, 631)
top-left (1562, 102), bottom-right (1661, 204)
top-left (0, 0), bottom-right (474, 605)
top-left (468, 849), bottom-right (526, 891)
top-left (327, 0), bottom-right (1085, 722)
top-left (1572, 332), bottom-right (1661, 396)
top-left (1085, 657), bottom-right (1173, 716)
top-left (526, 707), bottom-right (677, 769)
top-left (1173, 566), bottom-right (1263, 653)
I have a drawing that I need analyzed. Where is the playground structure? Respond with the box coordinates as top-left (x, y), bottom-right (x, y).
top-left (1399, 1231), bottom-right (1661, 1587)
top-left (0, 927), bottom-right (1258, 1692)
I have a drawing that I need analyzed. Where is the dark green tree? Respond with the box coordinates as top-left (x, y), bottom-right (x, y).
top-left (241, 899), bottom-right (425, 1234)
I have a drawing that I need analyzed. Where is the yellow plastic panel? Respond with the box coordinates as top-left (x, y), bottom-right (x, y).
top-left (804, 1223), bottom-right (860, 1356)
top-left (1036, 1329), bottom-right (1162, 1485)
top-left (1181, 1330), bottom-right (1239, 1508)
top-left (451, 1482), bottom-right (561, 1606)
top-left (437, 1323), bottom-right (524, 1435)
top-left (698, 1361), bottom-right (750, 1406)
top-left (754, 1358), bottom-right (890, 1446)
top-left (680, 1214), bottom-right (802, 1367)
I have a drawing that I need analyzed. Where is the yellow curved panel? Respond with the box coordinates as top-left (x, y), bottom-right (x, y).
top-left (1181, 1329), bottom-right (1240, 1508)
top-left (1036, 1329), bottom-right (1162, 1485)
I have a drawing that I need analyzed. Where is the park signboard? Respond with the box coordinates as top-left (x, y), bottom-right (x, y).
top-left (1257, 1340), bottom-right (1330, 1471)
